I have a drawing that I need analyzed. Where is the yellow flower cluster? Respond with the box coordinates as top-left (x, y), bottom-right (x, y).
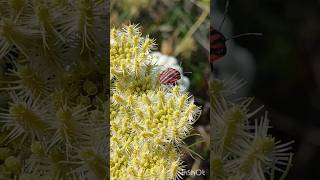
top-left (110, 25), bottom-right (201, 179)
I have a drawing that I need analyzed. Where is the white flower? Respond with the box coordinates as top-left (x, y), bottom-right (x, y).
top-left (152, 52), bottom-right (190, 91)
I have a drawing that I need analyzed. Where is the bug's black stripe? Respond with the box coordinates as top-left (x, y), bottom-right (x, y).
top-left (211, 43), bottom-right (226, 48)
top-left (160, 68), bottom-right (181, 84)
top-left (211, 37), bottom-right (225, 44)
top-left (211, 48), bottom-right (226, 56)
top-left (211, 43), bottom-right (227, 56)
top-left (211, 42), bottom-right (225, 48)
top-left (211, 46), bottom-right (225, 51)
top-left (210, 27), bottom-right (227, 62)
top-left (211, 30), bottom-right (226, 43)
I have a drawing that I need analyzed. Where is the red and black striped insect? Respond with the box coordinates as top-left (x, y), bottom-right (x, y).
top-left (209, 0), bottom-right (230, 65)
top-left (210, 0), bottom-right (262, 68)
top-left (159, 68), bottom-right (181, 85)
top-left (210, 27), bottom-right (261, 63)
top-left (210, 26), bottom-right (227, 62)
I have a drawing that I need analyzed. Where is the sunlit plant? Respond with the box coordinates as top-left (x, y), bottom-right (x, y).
top-left (110, 24), bottom-right (201, 179)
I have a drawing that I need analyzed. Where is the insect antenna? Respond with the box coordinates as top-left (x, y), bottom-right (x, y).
top-left (178, 61), bottom-right (192, 75)
top-left (218, 0), bottom-right (230, 31)
top-left (226, 32), bottom-right (263, 41)
top-left (210, 0), bottom-right (229, 72)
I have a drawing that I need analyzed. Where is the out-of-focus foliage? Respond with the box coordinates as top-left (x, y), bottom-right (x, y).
top-left (0, 0), bottom-right (108, 179)
top-left (209, 75), bottom-right (294, 180)
top-left (217, 0), bottom-right (320, 179)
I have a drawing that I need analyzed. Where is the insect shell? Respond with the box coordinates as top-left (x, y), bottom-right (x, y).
top-left (159, 68), bottom-right (181, 85)
top-left (210, 26), bottom-right (227, 62)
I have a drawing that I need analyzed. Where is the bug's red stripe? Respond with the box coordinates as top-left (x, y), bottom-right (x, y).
top-left (210, 54), bottom-right (223, 62)
top-left (211, 33), bottom-right (224, 42)
top-left (211, 43), bottom-right (225, 49)
top-left (161, 71), bottom-right (180, 83)
top-left (209, 28), bottom-right (227, 62)
top-left (160, 68), bottom-right (176, 82)
top-left (160, 68), bottom-right (181, 84)
top-left (210, 30), bottom-right (225, 56)
top-left (160, 69), bottom-right (173, 82)
top-left (163, 76), bottom-right (180, 84)
top-left (210, 29), bottom-right (226, 43)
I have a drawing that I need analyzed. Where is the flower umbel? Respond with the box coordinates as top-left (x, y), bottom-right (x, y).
top-left (110, 25), bottom-right (201, 179)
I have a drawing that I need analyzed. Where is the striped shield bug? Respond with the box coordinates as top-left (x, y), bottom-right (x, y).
top-left (210, 26), bottom-right (227, 63)
top-left (159, 68), bottom-right (181, 85)
top-left (210, 0), bottom-right (262, 70)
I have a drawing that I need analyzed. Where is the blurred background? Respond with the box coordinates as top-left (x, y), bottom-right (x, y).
top-left (213, 0), bottom-right (320, 179)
